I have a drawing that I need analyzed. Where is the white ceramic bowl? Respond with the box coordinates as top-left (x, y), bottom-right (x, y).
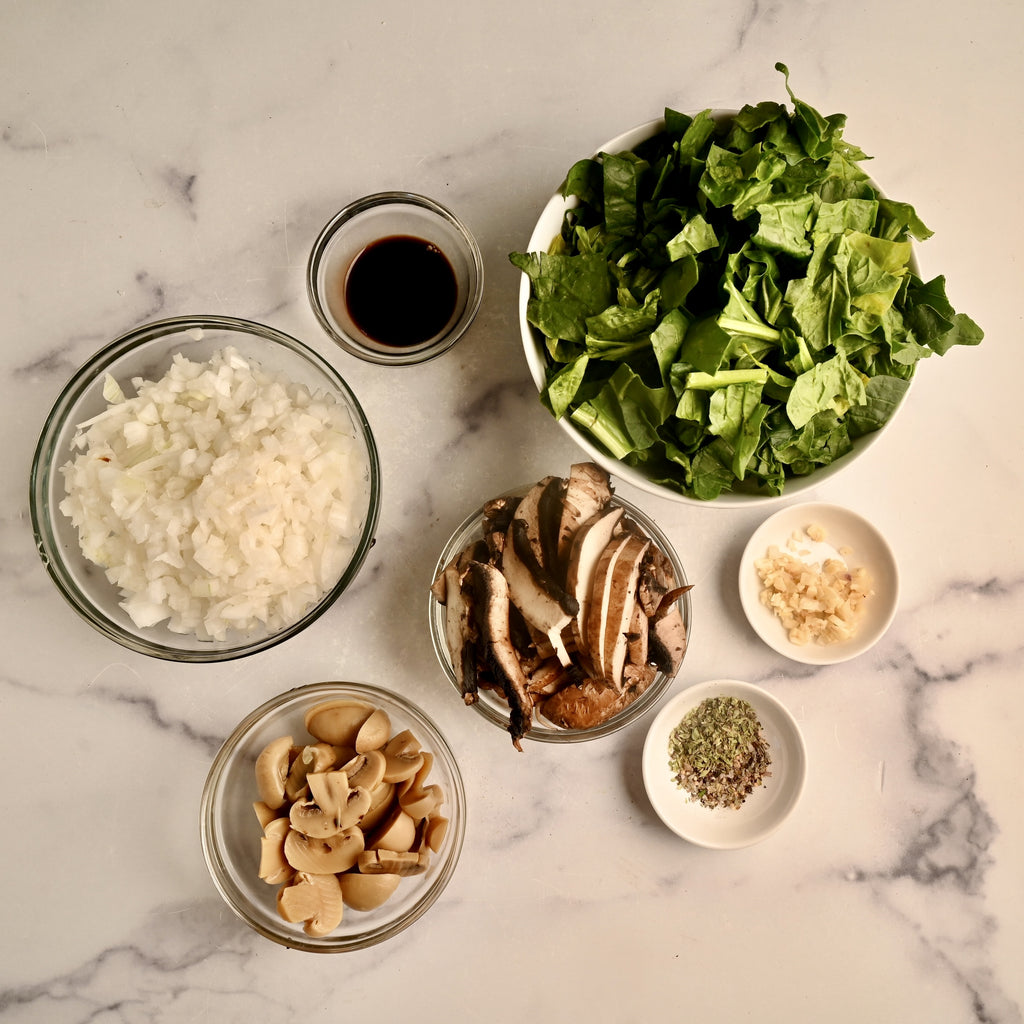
top-left (642, 679), bottom-right (806, 849)
top-left (738, 501), bottom-right (899, 665)
top-left (517, 116), bottom-right (912, 507)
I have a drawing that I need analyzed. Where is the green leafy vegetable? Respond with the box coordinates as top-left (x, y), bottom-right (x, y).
top-left (510, 63), bottom-right (983, 500)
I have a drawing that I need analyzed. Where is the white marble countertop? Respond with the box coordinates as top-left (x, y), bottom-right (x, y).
top-left (3, 1), bottom-right (1022, 1021)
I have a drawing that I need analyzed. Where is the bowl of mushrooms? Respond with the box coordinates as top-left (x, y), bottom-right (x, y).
top-left (200, 680), bottom-right (466, 952)
top-left (429, 462), bottom-right (692, 747)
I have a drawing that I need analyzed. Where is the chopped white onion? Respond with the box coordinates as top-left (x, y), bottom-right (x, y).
top-left (59, 347), bottom-right (370, 641)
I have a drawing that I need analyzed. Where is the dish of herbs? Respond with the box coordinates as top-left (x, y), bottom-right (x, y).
top-left (667, 695), bottom-right (771, 809)
top-left (510, 63), bottom-right (983, 501)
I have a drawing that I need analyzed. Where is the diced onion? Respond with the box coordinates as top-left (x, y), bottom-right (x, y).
top-left (59, 347), bottom-right (370, 641)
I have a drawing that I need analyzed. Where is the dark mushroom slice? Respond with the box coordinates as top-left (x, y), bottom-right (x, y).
top-left (541, 679), bottom-right (627, 730)
top-left (648, 586), bottom-right (690, 676)
top-left (637, 542), bottom-right (680, 617)
top-left (535, 474), bottom-right (569, 573)
top-left (466, 560), bottom-right (534, 750)
top-left (502, 519), bottom-right (575, 666)
top-left (555, 463), bottom-right (613, 572)
top-left (508, 476), bottom-right (558, 568)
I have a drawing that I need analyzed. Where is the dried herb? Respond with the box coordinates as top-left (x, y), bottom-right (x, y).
top-left (667, 696), bottom-right (772, 809)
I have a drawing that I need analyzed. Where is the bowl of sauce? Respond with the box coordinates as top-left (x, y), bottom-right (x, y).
top-left (307, 192), bottom-right (484, 365)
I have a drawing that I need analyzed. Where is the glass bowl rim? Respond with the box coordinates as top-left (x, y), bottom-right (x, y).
top-left (29, 314), bottom-right (381, 663)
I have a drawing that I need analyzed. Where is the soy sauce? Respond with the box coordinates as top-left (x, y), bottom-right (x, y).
top-left (343, 235), bottom-right (458, 348)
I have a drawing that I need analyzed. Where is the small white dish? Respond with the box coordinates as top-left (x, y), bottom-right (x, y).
top-left (739, 501), bottom-right (899, 665)
top-left (642, 679), bottom-right (806, 849)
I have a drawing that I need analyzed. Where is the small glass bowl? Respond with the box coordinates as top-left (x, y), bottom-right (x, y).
top-left (200, 681), bottom-right (466, 952)
top-left (428, 487), bottom-right (693, 743)
top-left (307, 192), bottom-right (484, 365)
top-left (29, 315), bottom-right (380, 662)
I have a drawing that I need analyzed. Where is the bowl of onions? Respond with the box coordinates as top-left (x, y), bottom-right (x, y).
top-left (30, 315), bottom-right (380, 662)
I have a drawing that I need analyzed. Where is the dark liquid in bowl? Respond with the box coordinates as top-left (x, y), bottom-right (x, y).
top-left (343, 235), bottom-right (458, 348)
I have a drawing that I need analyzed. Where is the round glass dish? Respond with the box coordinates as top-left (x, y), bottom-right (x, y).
top-left (200, 680), bottom-right (466, 952)
top-left (642, 679), bottom-right (807, 849)
top-left (307, 191), bottom-right (484, 365)
top-left (428, 487), bottom-right (692, 743)
top-left (517, 115), bottom-right (914, 507)
top-left (738, 501), bottom-right (899, 664)
top-left (29, 315), bottom-right (380, 662)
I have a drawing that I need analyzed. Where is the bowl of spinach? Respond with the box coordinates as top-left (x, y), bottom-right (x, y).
top-left (510, 64), bottom-right (982, 505)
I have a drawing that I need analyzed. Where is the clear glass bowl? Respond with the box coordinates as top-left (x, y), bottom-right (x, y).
top-left (307, 191), bottom-right (484, 365)
top-left (29, 315), bottom-right (380, 662)
top-left (428, 487), bottom-right (693, 743)
top-left (200, 681), bottom-right (466, 952)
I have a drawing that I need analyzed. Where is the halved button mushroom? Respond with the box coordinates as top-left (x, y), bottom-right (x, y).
top-left (368, 804), bottom-right (418, 853)
top-left (339, 872), bottom-right (402, 912)
top-left (359, 779), bottom-right (397, 833)
top-left (258, 817), bottom-right (295, 885)
top-left (339, 749), bottom-right (387, 791)
top-left (276, 871), bottom-right (344, 937)
top-left (284, 825), bottom-right (364, 874)
top-left (354, 708), bottom-right (391, 753)
top-left (304, 698), bottom-right (374, 747)
top-left (254, 734), bottom-right (294, 811)
top-left (284, 742), bottom-right (339, 803)
top-left (382, 730), bottom-right (425, 783)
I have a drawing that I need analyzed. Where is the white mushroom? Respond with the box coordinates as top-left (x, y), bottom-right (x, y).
top-left (382, 730), bottom-right (425, 783)
top-left (254, 734), bottom-right (294, 811)
top-left (368, 804), bottom-right (418, 853)
top-left (339, 749), bottom-right (387, 791)
top-left (258, 817), bottom-right (295, 885)
top-left (304, 698), bottom-right (374, 747)
top-left (284, 825), bottom-right (364, 874)
top-left (276, 871), bottom-right (344, 937)
top-left (354, 708), bottom-right (391, 753)
top-left (284, 742), bottom-right (339, 803)
top-left (340, 872), bottom-right (402, 912)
